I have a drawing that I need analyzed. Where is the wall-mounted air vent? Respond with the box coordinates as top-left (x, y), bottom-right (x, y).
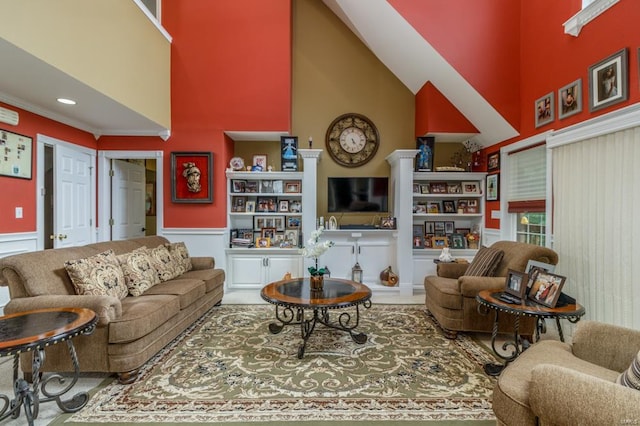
top-left (0, 106), bottom-right (19, 126)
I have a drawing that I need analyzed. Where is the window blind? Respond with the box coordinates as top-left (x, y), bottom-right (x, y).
top-left (507, 144), bottom-right (546, 212)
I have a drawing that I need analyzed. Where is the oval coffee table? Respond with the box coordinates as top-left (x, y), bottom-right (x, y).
top-left (261, 278), bottom-right (372, 358)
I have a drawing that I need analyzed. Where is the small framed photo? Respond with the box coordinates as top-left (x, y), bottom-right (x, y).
top-left (558, 78), bottom-right (582, 119)
top-left (442, 200), bottom-right (456, 213)
top-left (444, 221), bottom-right (455, 234)
top-left (252, 154), bottom-right (268, 171)
top-left (415, 136), bottom-right (435, 171)
top-left (462, 182), bottom-right (480, 195)
top-left (430, 182), bottom-right (448, 194)
top-left (413, 235), bottom-right (424, 248)
top-left (412, 224), bottom-right (425, 236)
top-left (413, 183), bottom-right (420, 194)
top-left (432, 236), bottom-right (448, 248)
top-left (260, 180), bottom-right (273, 193)
top-left (261, 227), bottom-right (277, 239)
top-left (434, 221), bottom-right (445, 234)
top-left (414, 203), bottom-right (427, 214)
top-left (285, 229), bottom-right (299, 244)
top-left (424, 221), bottom-right (435, 234)
top-left (466, 199), bottom-right (479, 213)
top-left (426, 202), bottom-right (441, 214)
top-left (380, 217), bottom-right (396, 229)
top-left (284, 181), bottom-right (301, 193)
top-left (281, 136), bottom-right (298, 172)
top-left (487, 152), bottom-right (500, 172)
top-left (424, 235), bottom-right (434, 248)
top-left (528, 271), bottom-right (566, 308)
top-left (447, 183), bottom-right (462, 194)
top-left (256, 237), bottom-right (271, 248)
top-left (257, 197), bottom-right (277, 213)
top-left (420, 184), bottom-right (430, 194)
top-left (504, 269), bottom-right (528, 299)
top-left (272, 180), bottom-right (283, 193)
top-left (486, 173), bottom-right (499, 201)
top-left (232, 180), bottom-right (246, 193)
top-left (525, 260), bottom-right (556, 283)
top-left (589, 48), bottom-right (628, 113)
top-left (534, 92), bottom-right (554, 128)
top-left (450, 233), bottom-right (466, 249)
top-left (278, 200), bottom-right (290, 212)
top-left (286, 216), bottom-right (301, 229)
top-left (245, 200), bottom-right (255, 213)
top-left (289, 200), bottom-right (302, 213)
top-left (232, 196), bottom-right (247, 212)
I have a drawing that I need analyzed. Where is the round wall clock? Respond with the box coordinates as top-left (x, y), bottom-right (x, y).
top-left (325, 113), bottom-right (380, 167)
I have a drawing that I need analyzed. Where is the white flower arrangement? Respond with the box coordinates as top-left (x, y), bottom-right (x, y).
top-left (300, 226), bottom-right (334, 276)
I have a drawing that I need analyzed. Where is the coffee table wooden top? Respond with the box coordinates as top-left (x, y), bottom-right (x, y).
top-left (261, 278), bottom-right (372, 309)
top-left (0, 307), bottom-right (97, 356)
top-left (477, 289), bottom-right (585, 319)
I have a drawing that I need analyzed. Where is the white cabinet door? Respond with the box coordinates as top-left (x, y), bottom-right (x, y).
top-left (266, 256), bottom-right (303, 283)
top-left (358, 241), bottom-right (394, 285)
top-left (229, 255), bottom-right (264, 288)
top-left (318, 241), bottom-right (355, 280)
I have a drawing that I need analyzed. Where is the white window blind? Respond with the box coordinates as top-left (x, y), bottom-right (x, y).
top-left (507, 144), bottom-right (546, 207)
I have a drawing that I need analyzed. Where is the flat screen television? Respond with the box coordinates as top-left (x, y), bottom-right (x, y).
top-left (327, 177), bottom-right (389, 213)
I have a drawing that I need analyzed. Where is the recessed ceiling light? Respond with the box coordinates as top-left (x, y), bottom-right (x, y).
top-left (57, 98), bottom-right (77, 105)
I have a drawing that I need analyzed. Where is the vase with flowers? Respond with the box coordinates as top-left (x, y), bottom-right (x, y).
top-left (300, 226), bottom-right (334, 290)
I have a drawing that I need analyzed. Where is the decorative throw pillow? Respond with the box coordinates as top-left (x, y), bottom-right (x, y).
top-left (117, 247), bottom-right (160, 297)
top-left (465, 246), bottom-right (504, 277)
top-left (617, 350), bottom-right (640, 391)
top-left (148, 244), bottom-right (180, 282)
top-left (165, 242), bottom-right (193, 275)
top-left (64, 249), bottom-right (128, 299)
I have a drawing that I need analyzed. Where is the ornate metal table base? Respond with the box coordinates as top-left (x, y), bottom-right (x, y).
top-left (269, 301), bottom-right (372, 358)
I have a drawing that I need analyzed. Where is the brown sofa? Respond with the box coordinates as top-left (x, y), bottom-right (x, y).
top-left (493, 320), bottom-right (640, 425)
top-left (0, 236), bottom-right (225, 384)
top-left (424, 241), bottom-right (558, 338)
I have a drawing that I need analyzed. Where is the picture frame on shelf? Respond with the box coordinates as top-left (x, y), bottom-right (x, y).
top-left (413, 224), bottom-right (425, 236)
top-left (286, 216), bottom-right (301, 229)
top-left (426, 202), bottom-right (441, 214)
top-left (429, 182), bottom-right (448, 194)
top-left (456, 227), bottom-right (471, 236)
top-left (420, 184), bottom-right (430, 194)
top-left (414, 203), bottom-right (427, 214)
top-left (424, 221), bottom-right (435, 234)
top-left (558, 78), bottom-right (582, 119)
top-left (413, 235), bottom-right (424, 249)
top-left (442, 200), bottom-right (456, 213)
top-left (450, 233), bottom-right (466, 249)
top-left (413, 183), bottom-right (420, 194)
top-left (447, 183), bottom-right (462, 194)
top-left (260, 180), bottom-right (273, 193)
top-left (171, 151), bottom-right (213, 203)
top-left (380, 217), bottom-right (396, 229)
top-left (0, 129), bottom-right (33, 180)
top-left (434, 221), bottom-right (445, 234)
top-left (462, 181), bottom-right (480, 195)
top-left (588, 48), bottom-right (628, 113)
top-left (261, 227), bottom-right (277, 239)
top-left (245, 200), bottom-right (255, 213)
top-left (256, 237), bottom-right (271, 248)
top-left (278, 200), bottom-right (289, 212)
top-left (534, 92), bottom-right (554, 128)
top-left (257, 197), bottom-right (277, 213)
top-left (415, 136), bottom-right (435, 172)
top-left (444, 221), bottom-right (455, 234)
top-left (504, 269), bottom-right (528, 299)
top-left (466, 199), bottom-right (479, 213)
top-left (487, 152), bottom-right (500, 172)
top-left (284, 181), bottom-right (301, 193)
top-left (281, 136), bottom-right (298, 172)
top-left (486, 173), bottom-right (499, 201)
top-left (252, 154), bottom-right (268, 171)
top-left (289, 200), bottom-right (302, 213)
top-left (285, 229), bottom-right (299, 244)
top-left (457, 200), bottom-right (468, 213)
top-left (232, 180), bottom-right (246, 193)
top-left (424, 235), bottom-right (434, 248)
top-left (232, 196), bottom-right (247, 212)
top-left (244, 180), bottom-right (258, 193)
top-left (272, 180), bottom-right (283, 193)
top-left (432, 236), bottom-right (448, 248)
top-left (254, 215), bottom-right (285, 231)
top-left (528, 271), bottom-right (566, 308)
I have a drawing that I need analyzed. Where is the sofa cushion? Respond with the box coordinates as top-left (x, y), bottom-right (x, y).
top-left (148, 244), bottom-right (180, 282)
top-left (64, 249), bottom-right (128, 300)
top-left (181, 268), bottom-right (225, 293)
top-left (165, 242), bottom-right (193, 275)
top-left (142, 278), bottom-right (206, 310)
top-left (117, 247), bottom-right (160, 297)
top-left (465, 246), bottom-right (504, 276)
top-left (617, 350), bottom-right (640, 390)
top-left (109, 294), bottom-right (180, 344)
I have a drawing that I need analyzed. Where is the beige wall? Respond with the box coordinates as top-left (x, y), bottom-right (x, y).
top-left (0, 0), bottom-right (171, 128)
top-left (292, 0), bottom-right (415, 224)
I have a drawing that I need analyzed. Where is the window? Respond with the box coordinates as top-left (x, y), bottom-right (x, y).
top-left (517, 213), bottom-right (546, 246)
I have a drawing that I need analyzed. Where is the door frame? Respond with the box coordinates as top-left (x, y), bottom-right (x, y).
top-left (97, 150), bottom-right (164, 242)
top-left (36, 134), bottom-right (97, 251)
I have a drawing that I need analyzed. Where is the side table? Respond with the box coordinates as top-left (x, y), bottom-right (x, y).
top-left (476, 289), bottom-right (585, 376)
top-left (0, 307), bottom-right (97, 425)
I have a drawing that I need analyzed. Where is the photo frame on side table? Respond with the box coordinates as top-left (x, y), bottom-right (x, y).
top-left (528, 271), bottom-right (566, 308)
top-left (589, 48), bottom-right (628, 113)
top-left (504, 269), bottom-right (528, 299)
top-left (171, 152), bottom-right (213, 203)
top-left (558, 78), bottom-right (582, 119)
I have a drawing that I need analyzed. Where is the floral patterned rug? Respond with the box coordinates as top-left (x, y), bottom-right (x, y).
top-left (62, 304), bottom-right (498, 424)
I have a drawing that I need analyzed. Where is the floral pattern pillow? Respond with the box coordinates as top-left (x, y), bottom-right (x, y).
top-left (117, 247), bottom-right (160, 296)
top-left (148, 244), bottom-right (180, 282)
top-left (165, 242), bottom-right (193, 275)
top-left (64, 250), bottom-right (128, 299)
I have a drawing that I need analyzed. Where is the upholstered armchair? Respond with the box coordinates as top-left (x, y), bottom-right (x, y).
top-left (424, 241), bottom-right (559, 339)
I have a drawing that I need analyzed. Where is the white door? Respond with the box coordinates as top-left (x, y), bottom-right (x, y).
top-left (54, 144), bottom-right (93, 248)
top-left (111, 160), bottom-right (146, 240)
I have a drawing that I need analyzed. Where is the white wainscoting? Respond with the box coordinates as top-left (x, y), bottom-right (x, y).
top-left (0, 232), bottom-right (38, 314)
top-left (161, 227), bottom-right (228, 275)
top-left (483, 228), bottom-right (501, 247)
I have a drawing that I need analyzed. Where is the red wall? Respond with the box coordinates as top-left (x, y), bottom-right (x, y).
top-left (0, 102), bottom-right (97, 234)
top-left (415, 82), bottom-right (478, 135)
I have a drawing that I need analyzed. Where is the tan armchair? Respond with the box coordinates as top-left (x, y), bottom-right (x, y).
top-left (424, 241), bottom-right (559, 339)
top-left (493, 321), bottom-right (640, 426)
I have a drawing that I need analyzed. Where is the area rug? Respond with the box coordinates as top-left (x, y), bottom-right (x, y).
top-left (58, 304), bottom-right (498, 424)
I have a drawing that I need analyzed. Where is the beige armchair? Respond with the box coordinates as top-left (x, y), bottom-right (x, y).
top-left (493, 321), bottom-right (640, 426)
top-left (424, 241), bottom-right (558, 339)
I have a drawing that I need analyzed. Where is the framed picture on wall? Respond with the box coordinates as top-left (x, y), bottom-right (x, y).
top-left (487, 152), bottom-right (500, 172)
top-left (170, 151), bottom-right (213, 203)
top-left (534, 92), bottom-right (554, 128)
top-left (0, 129), bottom-right (32, 180)
top-left (486, 173), bottom-right (499, 201)
top-left (588, 48), bottom-right (628, 113)
top-left (558, 78), bottom-right (582, 119)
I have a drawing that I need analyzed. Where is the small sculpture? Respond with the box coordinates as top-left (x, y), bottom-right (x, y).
top-left (439, 247), bottom-right (453, 263)
top-left (380, 266), bottom-right (399, 287)
top-left (182, 162), bottom-right (201, 193)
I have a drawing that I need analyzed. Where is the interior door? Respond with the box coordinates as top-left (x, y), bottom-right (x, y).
top-left (111, 160), bottom-right (146, 240)
top-left (53, 144), bottom-right (93, 248)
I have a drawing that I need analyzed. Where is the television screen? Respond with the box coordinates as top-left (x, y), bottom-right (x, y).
top-left (327, 177), bottom-right (389, 213)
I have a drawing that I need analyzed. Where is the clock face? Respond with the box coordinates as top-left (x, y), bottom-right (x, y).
top-left (325, 113), bottom-right (379, 167)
